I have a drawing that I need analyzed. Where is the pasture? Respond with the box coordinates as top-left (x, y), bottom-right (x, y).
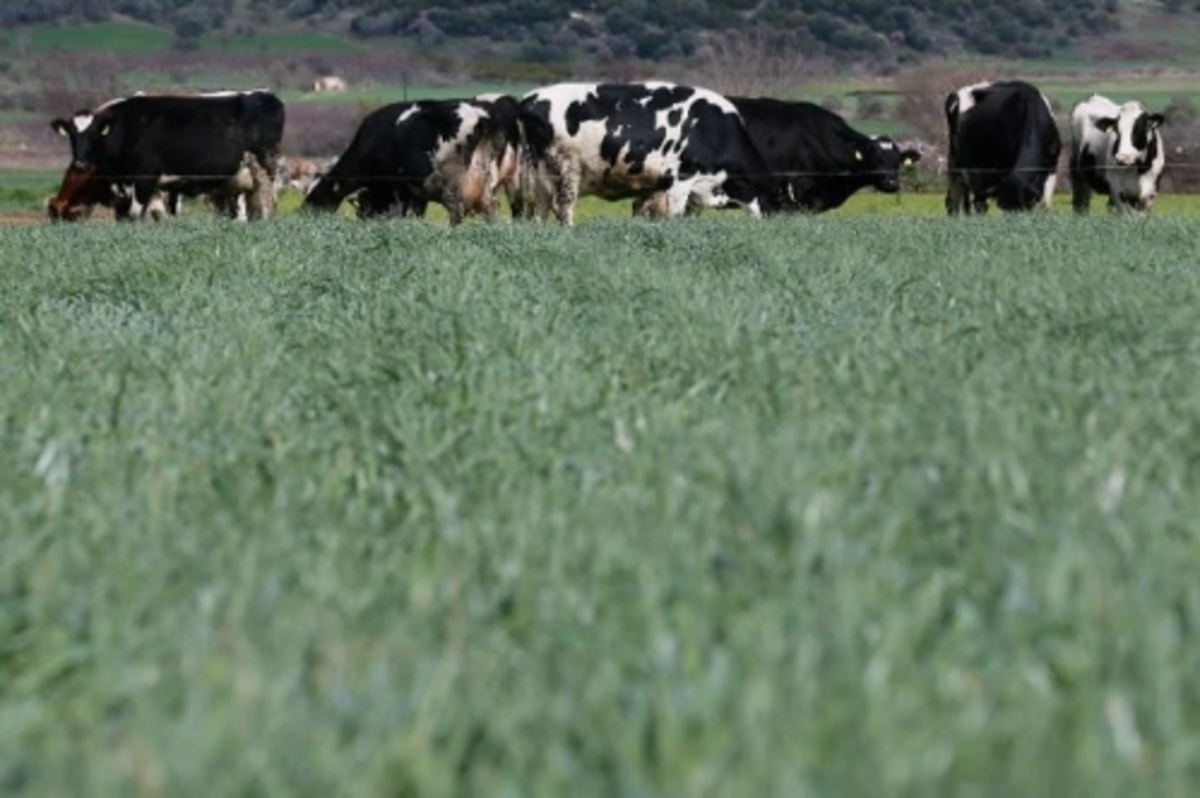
top-left (2, 214), bottom-right (1199, 794)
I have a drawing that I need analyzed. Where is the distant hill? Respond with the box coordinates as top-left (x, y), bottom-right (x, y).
top-left (4, 0), bottom-right (1192, 66)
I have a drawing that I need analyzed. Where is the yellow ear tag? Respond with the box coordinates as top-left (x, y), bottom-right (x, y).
top-left (903, 157), bottom-right (913, 167)
top-left (100, 124), bottom-right (111, 136)
top-left (854, 150), bottom-right (863, 161)
top-left (57, 127), bottom-right (68, 137)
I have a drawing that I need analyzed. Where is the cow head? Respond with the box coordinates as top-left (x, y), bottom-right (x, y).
top-left (50, 106), bottom-right (122, 171)
top-left (1095, 104), bottom-right (1165, 168)
top-left (46, 163), bottom-right (109, 222)
top-left (856, 137), bottom-right (923, 193)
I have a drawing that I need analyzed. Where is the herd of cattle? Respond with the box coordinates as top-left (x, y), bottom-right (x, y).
top-left (44, 78), bottom-right (1167, 225)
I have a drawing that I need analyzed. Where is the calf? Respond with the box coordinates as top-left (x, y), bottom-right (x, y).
top-left (517, 81), bottom-right (779, 226)
top-left (50, 89), bottom-right (284, 222)
top-left (1070, 95), bottom-right (1165, 213)
top-left (47, 163), bottom-right (182, 222)
top-left (303, 96), bottom-right (521, 224)
top-left (944, 80), bottom-right (1061, 214)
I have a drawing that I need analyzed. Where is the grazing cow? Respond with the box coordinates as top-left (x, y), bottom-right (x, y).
top-left (313, 75), bottom-right (348, 93)
top-left (635, 97), bottom-right (922, 216)
top-left (1070, 95), bottom-right (1165, 214)
top-left (50, 89), bottom-right (285, 222)
top-left (302, 96), bottom-right (521, 224)
top-left (518, 81), bottom-right (780, 226)
top-left (46, 163), bottom-right (183, 222)
top-left (944, 80), bottom-right (1061, 214)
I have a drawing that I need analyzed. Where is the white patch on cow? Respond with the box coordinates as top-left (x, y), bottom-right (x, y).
top-left (396, 107), bottom-right (420, 125)
top-left (145, 194), bottom-right (169, 221)
top-left (93, 96), bottom-right (128, 113)
top-left (1042, 174), bottom-right (1057, 208)
top-left (73, 114), bottom-right (94, 133)
top-left (673, 170), bottom-right (732, 213)
top-left (953, 81), bottom-right (995, 117)
top-left (197, 90), bottom-right (263, 99)
top-left (875, 138), bottom-right (895, 151)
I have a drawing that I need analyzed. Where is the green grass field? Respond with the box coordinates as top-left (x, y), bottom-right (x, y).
top-left (1, 22), bottom-right (360, 56)
top-left (2, 215), bottom-right (1200, 794)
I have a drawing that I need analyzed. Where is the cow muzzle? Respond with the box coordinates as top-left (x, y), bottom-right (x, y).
top-left (47, 200), bottom-right (90, 222)
top-left (1113, 152), bottom-right (1139, 167)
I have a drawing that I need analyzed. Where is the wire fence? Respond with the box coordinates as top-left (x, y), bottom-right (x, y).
top-left (48, 161), bottom-right (1200, 184)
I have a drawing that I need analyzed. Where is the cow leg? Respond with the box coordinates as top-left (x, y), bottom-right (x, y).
top-left (1040, 174), bottom-right (1057, 211)
top-left (444, 185), bottom-right (466, 226)
top-left (945, 171), bottom-right (968, 216)
top-left (248, 156), bottom-right (275, 221)
top-left (113, 188), bottom-right (136, 222)
top-left (1069, 155), bottom-right (1092, 215)
top-left (144, 191), bottom-right (170, 221)
top-left (548, 156), bottom-right (579, 227)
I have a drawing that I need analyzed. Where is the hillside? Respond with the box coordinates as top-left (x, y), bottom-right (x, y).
top-left (2, 0), bottom-right (1191, 66)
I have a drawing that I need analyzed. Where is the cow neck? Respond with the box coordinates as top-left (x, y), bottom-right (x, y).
top-left (1135, 133), bottom-right (1159, 175)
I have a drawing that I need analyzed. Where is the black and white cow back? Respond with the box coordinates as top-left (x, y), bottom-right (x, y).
top-left (518, 82), bottom-right (779, 226)
top-left (303, 96), bottom-right (520, 224)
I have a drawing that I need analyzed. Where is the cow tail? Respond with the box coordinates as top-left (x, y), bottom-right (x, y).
top-left (514, 110), bottom-right (555, 221)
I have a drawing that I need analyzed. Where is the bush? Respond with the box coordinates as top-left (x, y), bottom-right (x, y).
top-left (1163, 96), bottom-right (1197, 127)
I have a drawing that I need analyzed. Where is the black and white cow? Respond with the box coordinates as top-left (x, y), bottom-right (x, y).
top-left (635, 96), bottom-right (922, 216)
top-left (1069, 95), bottom-right (1165, 214)
top-left (517, 82), bottom-right (780, 225)
top-left (50, 90), bottom-right (284, 221)
top-left (944, 80), bottom-right (1061, 214)
top-left (302, 96), bottom-right (521, 224)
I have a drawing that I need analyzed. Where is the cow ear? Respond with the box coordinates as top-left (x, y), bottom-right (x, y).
top-left (1095, 117), bottom-right (1117, 133)
top-left (1147, 113), bottom-right (1165, 128)
top-left (51, 119), bottom-right (70, 137)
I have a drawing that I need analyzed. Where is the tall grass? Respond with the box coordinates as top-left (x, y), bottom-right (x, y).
top-left (2, 216), bottom-right (1200, 795)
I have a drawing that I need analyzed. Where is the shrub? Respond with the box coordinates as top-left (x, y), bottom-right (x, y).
top-left (1163, 96), bottom-right (1197, 127)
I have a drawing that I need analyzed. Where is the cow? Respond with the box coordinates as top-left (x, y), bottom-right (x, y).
top-left (313, 75), bottom-right (348, 93)
top-left (634, 96), bottom-right (922, 216)
top-left (49, 89), bottom-right (285, 222)
top-left (46, 163), bottom-right (183, 222)
top-left (302, 96), bottom-right (521, 224)
top-left (517, 81), bottom-right (780, 226)
top-left (1069, 95), bottom-right (1165, 214)
top-left (944, 80), bottom-right (1061, 214)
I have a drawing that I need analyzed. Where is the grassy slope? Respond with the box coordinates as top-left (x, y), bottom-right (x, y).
top-left (1, 21), bottom-right (359, 55)
top-left (2, 216), bottom-right (1200, 794)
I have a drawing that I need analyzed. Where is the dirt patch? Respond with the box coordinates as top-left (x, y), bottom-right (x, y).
top-left (0, 211), bottom-right (45, 225)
